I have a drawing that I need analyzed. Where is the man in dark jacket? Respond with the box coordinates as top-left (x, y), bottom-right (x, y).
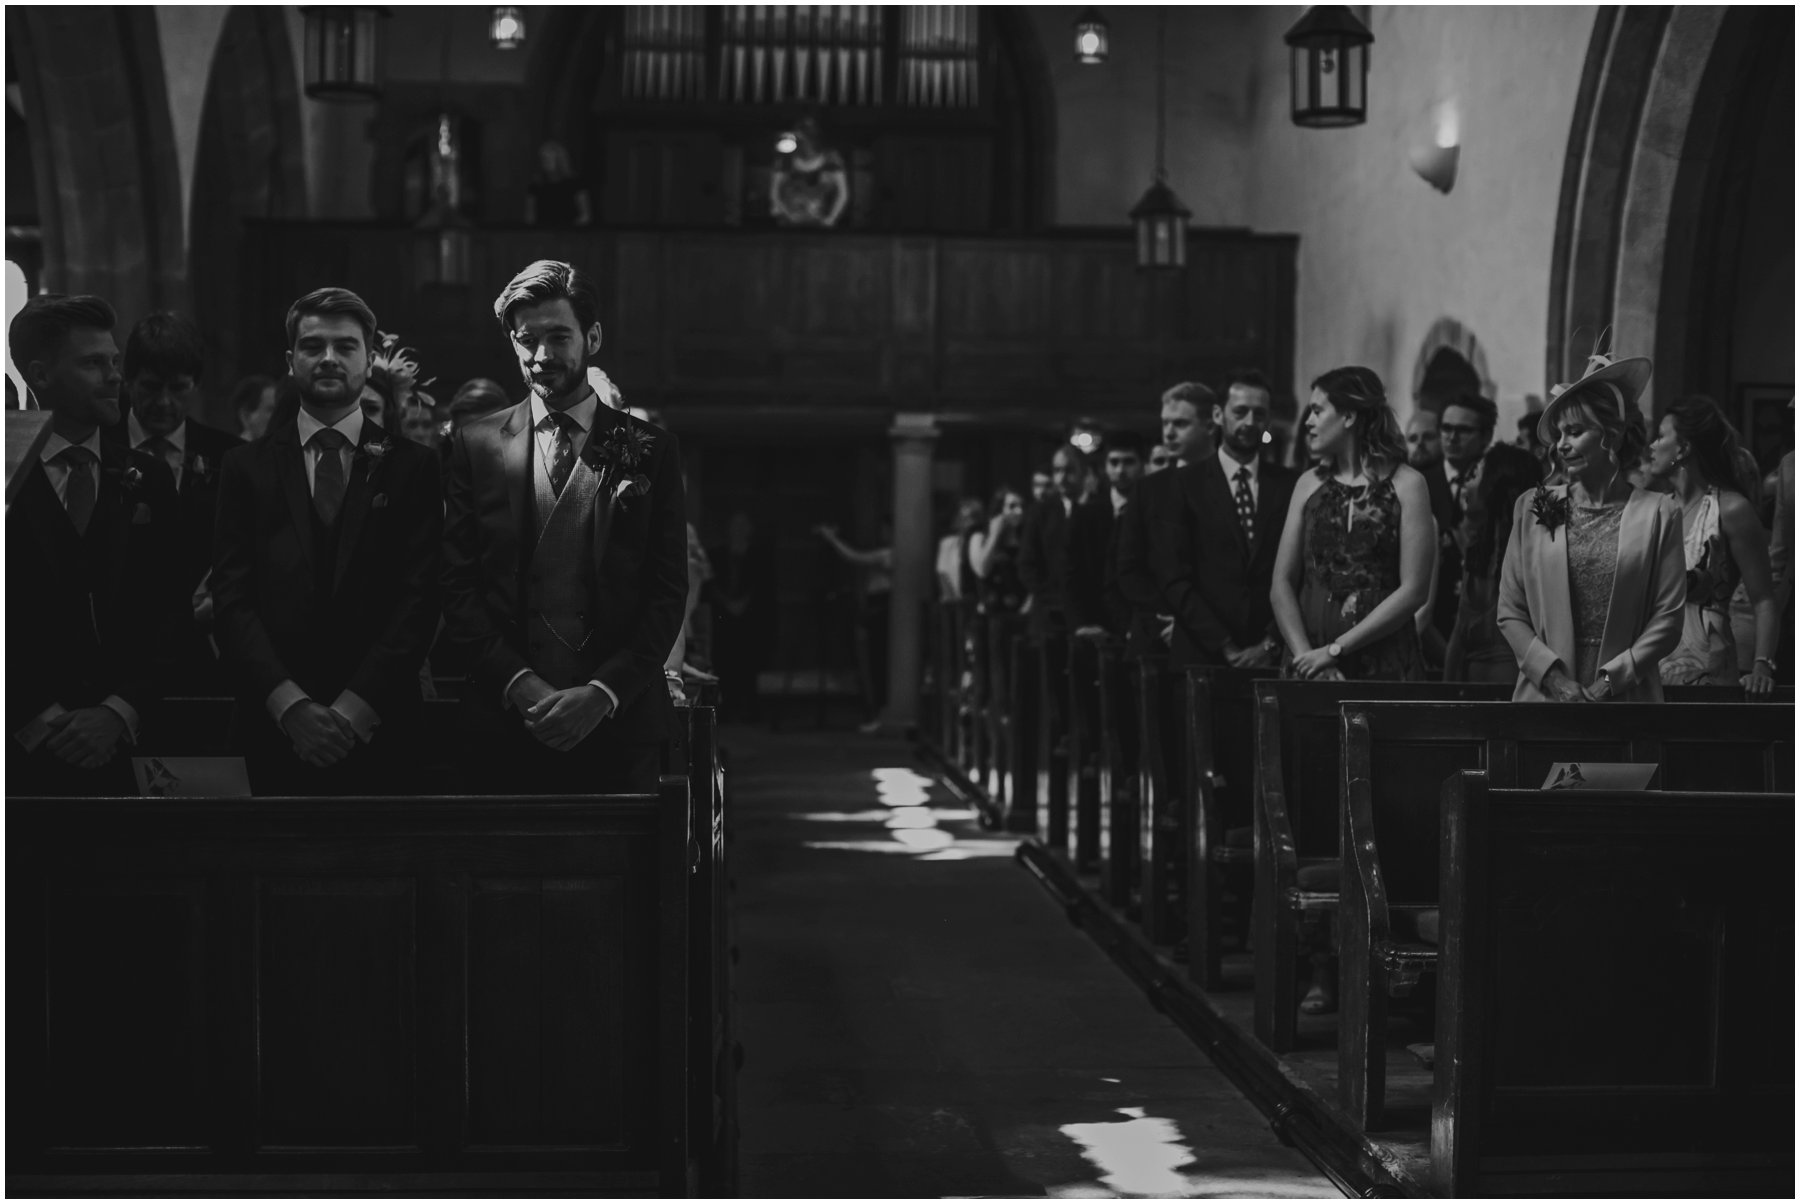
top-left (1067, 431), bottom-right (1145, 637)
top-left (1018, 444), bottom-right (1086, 642)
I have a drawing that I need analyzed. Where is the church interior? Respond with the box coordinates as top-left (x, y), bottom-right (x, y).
top-left (5, 4), bottom-right (1794, 1199)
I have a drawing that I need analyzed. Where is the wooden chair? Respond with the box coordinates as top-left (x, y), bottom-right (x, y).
top-left (1095, 638), bottom-right (1140, 911)
top-left (1250, 680), bottom-right (1511, 1052)
top-left (1065, 632), bottom-right (1107, 871)
top-left (1338, 699), bottom-right (1797, 1132)
top-left (1432, 771), bottom-right (1794, 1197)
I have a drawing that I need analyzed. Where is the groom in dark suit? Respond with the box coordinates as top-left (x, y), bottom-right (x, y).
top-left (211, 288), bottom-right (444, 795)
top-left (1162, 370), bottom-right (1297, 668)
top-left (440, 259), bottom-right (687, 794)
top-left (7, 294), bottom-right (186, 796)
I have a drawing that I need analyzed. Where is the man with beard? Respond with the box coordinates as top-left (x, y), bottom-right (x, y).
top-left (1018, 444), bottom-right (1086, 642)
top-left (1068, 431), bottom-right (1144, 638)
top-left (440, 259), bottom-right (687, 794)
top-left (114, 312), bottom-right (243, 690)
top-left (1112, 382), bottom-right (1217, 653)
top-left (1430, 393), bottom-right (1498, 650)
top-left (7, 294), bottom-right (185, 796)
top-left (212, 288), bottom-right (444, 795)
top-left (1163, 370), bottom-right (1298, 667)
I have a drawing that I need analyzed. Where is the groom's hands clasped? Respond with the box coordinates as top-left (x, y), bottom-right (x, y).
top-left (525, 684), bottom-right (615, 751)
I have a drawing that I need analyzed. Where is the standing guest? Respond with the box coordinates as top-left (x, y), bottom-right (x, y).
top-left (399, 397), bottom-right (444, 451)
top-left (117, 312), bottom-right (244, 692)
top-left (1642, 395), bottom-right (1778, 694)
top-left (229, 373), bottom-right (279, 441)
top-left (1725, 444), bottom-right (1766, 674)
top-left (1165, 370), bottom-right (1298, 668)
top-left (1146, 444), bottom-right (1177, 474)
top-left (711, 511), bottom-right (777, 722)
top-left (7, 294), bottom-right (186, 796)
top-left (1771, 445), bottom-right (1795, 684)
top-left (1018, 445), bottom-right (1085, 641)
top-left (440, 260), bottom-right (686, 791)
top-left (1029, 469), bottom-right (1053, 504)
top-left (1068, 432), bottom-right (1144, 637)
top-left (936, 497), bottom-right (986, 602)
top-left (212, 288), bottom-right (444, 795)
top-left (1113, 382), bottom-right (1217, 653)
top-left (970, 487), bottom-right (1028, 617)
top-left (1271, 367), bottom-right (1432, 681)
top-left (1496, 354), bottom-right (1685, 702)
top-left (1442, 443), bottom-right (1542, 682)
top-left (815, 521), bottom-right (894, 732)
top-left (1405, 409), bottom-right (1443, 470)
top-left (526, 140), bottom-right (593, 228)
top-left (1431, 393), bottom-right (1497, 646)
top-left (449, 377), bottom-right (512, 433)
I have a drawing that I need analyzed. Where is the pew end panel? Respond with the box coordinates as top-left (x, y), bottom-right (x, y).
top-left (1095, 639), bottom-right (1141, 911)
top-left (1185, 667), bottom-right (1272, 991)
top-left (1066, 633), bottom-right (1107, 871)
top-left (1433, 772), bottom-right (1796, 1198)
top-left (1035, 634), bottom-right (1072, 850)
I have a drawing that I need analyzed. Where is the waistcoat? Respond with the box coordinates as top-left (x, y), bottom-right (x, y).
top-left (526, 437), bottom-right (603, 689)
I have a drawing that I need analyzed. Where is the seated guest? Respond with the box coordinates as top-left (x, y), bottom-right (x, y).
top-left (1497, 354), bottom-right (1684, 702)
top-left (970, 487), bottom-right (1027, 616)
top-left (1164, 370), bottom-right (1298, 667)
top-left (1067, 431), bottom-right (1144, 636)
top-left (1272, 367), bottom-right (1432, 681)
top-left (1443, 443), bottom-right (1542, 682)
top-left (936, 496), bottom-right (986, 602)
top-left (1018, 445), bottom-right (1086, 641)
top-left (229, 373), bottom-right (279, 441)
top-left (117, 311), bottom-right (243, 691)
top-left (212, 287), bottom-right (444, 794)
top-left (1642, 395), bottom-right (1778, 694)
top-left (7, 294), bottom-right (186, 796)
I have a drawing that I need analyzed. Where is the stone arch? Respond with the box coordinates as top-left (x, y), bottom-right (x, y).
top-left (1410, 317), bottom-right (1495, 413)
top-left (189, 4), bottom-right (307, 414)
top-left (6, 6), bottom-right (186, 320)
top-left (1547, 6), bottom-right (1787, 414)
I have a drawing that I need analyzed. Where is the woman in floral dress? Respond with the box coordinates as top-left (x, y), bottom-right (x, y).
top-left (1271, 366), bottom-right (1434, 682)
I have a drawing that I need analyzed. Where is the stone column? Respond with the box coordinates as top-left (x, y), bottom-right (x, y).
top-left (885, 412), bottom-right (939, 728)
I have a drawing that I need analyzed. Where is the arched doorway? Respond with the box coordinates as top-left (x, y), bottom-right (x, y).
top-left (1411, 317), bottom-right (1494, 415)
top-left (189, 5), bottom-right (307, 421)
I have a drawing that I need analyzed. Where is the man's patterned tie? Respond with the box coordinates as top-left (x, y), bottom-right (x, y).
top-left (1234, 465), bottom-right (1256, 547)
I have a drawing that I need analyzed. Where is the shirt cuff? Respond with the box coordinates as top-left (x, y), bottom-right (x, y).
top-left (100, 695), bottom-right (141, 745)
top-left (588, 679), bottom-right (620, 715)
top-left (266, 679), bottom-right (310, 727)
top-left (330, 690), bottom-right (380, 743)
top-left (503, 668), bottom-right (535, 710)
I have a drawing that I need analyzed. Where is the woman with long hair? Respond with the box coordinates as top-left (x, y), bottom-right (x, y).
top-left (1271, 366), bottom-right (1434, 681)
top-left (969, 486), bottom-right (1028, 616)
top-left (1496, 354), bottom-right (1685, 701)
top-left (1642, 394), bottom-right (1778, 694)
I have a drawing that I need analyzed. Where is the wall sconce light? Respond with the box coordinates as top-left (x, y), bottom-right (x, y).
top-left (489, 6), bottom-right (526, 50)
top-left (1073, 9), bottom-right (1109, 64)
top-left (299, 6), bottom-right (392, 101)
top-left (1410, 102), bottom-right (1460, 193)
top-left (1285, 5), bottom-right (1373, 128)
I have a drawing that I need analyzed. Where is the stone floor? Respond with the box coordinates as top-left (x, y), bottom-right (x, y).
top-left (726, 725), bottom-right (1341, 1199)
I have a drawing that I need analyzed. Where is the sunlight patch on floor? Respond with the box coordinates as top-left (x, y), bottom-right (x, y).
top-left (798, 768), bottom-right (1009, 859)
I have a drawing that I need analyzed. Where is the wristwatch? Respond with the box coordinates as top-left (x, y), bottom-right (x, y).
top-left (1755, 657), bottom-right (1778, 673)
top-left (1326, 641), bottom-right (1344, 660)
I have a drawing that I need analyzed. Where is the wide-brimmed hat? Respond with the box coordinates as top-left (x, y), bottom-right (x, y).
top-left (1537, 351), bottom-right (1652, 447)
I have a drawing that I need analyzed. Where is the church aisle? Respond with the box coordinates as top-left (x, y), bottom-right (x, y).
top-left (727, 727), bottom-right (1340, 1199)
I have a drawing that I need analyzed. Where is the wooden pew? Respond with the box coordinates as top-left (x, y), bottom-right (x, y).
top-left (1001, 629), bottom-right (1040, 833)
top-left (1035, 634), bottom-right (1072, 850)
top-left (1184, 666), bottom-right (1278, 990)
top-left (1134, 655), bottom-right (1185, 946)
top-left (1065, 632), bottom-right (1107, 871)
top-left (1338, 699), bottom-right (1796, 1132)
top-left (982, 612), bottom-right (1022, 811)
top-left (7, 779), bottom-right (698, 1197)
top-left (1432, 771), bottom-right (1795, 1197)
top-left (1095, 639), bottom-right (1141, 911)
top-left (1251, 679), bottom-right (1511, 1052)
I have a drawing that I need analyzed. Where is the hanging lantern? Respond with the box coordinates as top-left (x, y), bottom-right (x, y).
top-left (1073, 9), bottom-right (1109, 65)
top-left (489, 6), bottom-right (526, 50)
top-left (299, 6), bottom-right (391, 101)
top-left (1285, 6), bottom-right (1373, 128)
top-left (1130, 180), bottom-right (1190, 271)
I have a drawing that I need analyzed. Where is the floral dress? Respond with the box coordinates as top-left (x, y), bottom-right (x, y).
top-left (1566, 498), bottom-right (1626, 687)
top-left (1293, 473), bottom-right (1424, 681)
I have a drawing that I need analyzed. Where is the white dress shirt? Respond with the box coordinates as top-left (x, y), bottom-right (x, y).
top-left (295, 404), bottom-right (363, 495)
top-left (1218, 445), bottom-right (1260, 505)
top-left (129, 412), bottom-right (188, 490)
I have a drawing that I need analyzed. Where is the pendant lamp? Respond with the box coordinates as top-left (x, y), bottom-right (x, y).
top-left (1285, 5), bottom-right (1373, 128)
top-left (1130, 8), bottom-right (1189, 270)
top-left (299, 7), bottom-right (391, 101)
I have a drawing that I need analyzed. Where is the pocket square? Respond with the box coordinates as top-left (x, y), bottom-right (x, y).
top-left (132, 503), bottom-right (154, 525)
top-left (370, 493), bottom-right (389, 510)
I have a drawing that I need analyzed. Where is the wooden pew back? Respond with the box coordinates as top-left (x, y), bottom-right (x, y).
top-left (1434, 772), bottom-right (1795, 1198)
top-left (1065, 633), bottom-right (1107, 870)
top-left (1134, 655), bottom-right (1183, 945)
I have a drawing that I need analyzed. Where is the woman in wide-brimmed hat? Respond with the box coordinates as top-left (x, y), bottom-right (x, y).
top-left (1495, 353), bottom-right (1687, 701)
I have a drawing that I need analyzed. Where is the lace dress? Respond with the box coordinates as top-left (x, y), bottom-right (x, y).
top-left (1566, 498), bottom-right (1626, 687)
top-left (1660, 488), bottom-right (1739, 685)
top-left (1293, 474), bottom-right (1424, 681)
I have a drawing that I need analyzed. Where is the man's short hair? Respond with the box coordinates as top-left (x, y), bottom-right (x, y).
top-left (9, 293), bottom-right (116, 371)
top-left (229, 374), bottom-right (276, 417)
top-left (1104, 430), bottom-right (1148, 458)
top-left (1444, 391), bottom-right (1499, 433)
top-left (284, 287), bottom-right (377, 351)
top-left (1162, 381), bottom-right (1217, 415)
top-left (493, 259), bottom-right (603, 335)
top-left (123, 311), bottom-right (206, 382)
top-left (1223, 368), bottom-right (1274, 401)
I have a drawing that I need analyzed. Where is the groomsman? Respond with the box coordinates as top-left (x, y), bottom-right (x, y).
top-left (1068, 431), bottom-right (1145, 637)
top-left (1163, 371), bottom-right (1298, 667)
top-left (7, 294), bottom-right (185, 796)
top-left (115, 311), bottom-right (242, 690)
top-left (1112, 382), bottom-right (1216, 653)
top-left (1018, 445), bottom-right (1085, 641)
top-left (1432, 393), bottom-right (1497, 646)
top-left (440, 259), bottom-right (688, 794)
top-left (211, 288), bottom-right (444, 795)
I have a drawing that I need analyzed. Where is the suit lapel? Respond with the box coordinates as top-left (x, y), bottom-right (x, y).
top-left (500, 401), bottom-right (533, 548)
top-left (1534, 485), bottom-right (1575, 668)
top-left (588, 404), bottom-right (625, 575)
top-left (15, 459), bottom-right (80, 573)
top-left (1600, 490), bottom-right (1656, 657)
top-left (1199, 459), bottom-right (1250, 558)
top-left (332, 421), bottom-right (384, 594)
top-left (96, 440), bottom-right (134, 590)
top-left (273, 421), bottom-right (316, 574)
top-left (1251, 468), bottom-right (1289, 560)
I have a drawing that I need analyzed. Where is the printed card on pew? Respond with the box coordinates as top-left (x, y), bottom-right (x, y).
top-left (133, 756), bottom-right (253, 798)
top-left (1540, 762), bottom-right (1658, 791)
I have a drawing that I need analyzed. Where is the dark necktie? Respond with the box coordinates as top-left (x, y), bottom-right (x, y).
top-left (311, 428), bottom-right (349, 525)
top-left (59, 446), bottom-right (97, 535)
top-left (1233, 464), bottom-right (1256, 545)
top-left (547, 411), bottom-right (579, 498)
top-left (142, 435), bottom-right (178, 487)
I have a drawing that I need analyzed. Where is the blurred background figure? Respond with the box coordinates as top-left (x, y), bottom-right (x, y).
top-left (526, 140), bottom-right (593, 228)
top-left (936, 496), bottom-right (986, 602)
top-left (710, 511), bottom-right (777, 722)
top-left (229, 374), bottom-right (279, 441)
top-left (970, 487), bottom-right (1028, 617)
top-left (815, 521), bottom-right (893, 732)
top-left (1029, 469), bottom-right (1052, 504)
top-left (1146, 444), bottom-right (1177, 474)
top-left (448, 377), bottom-right (512, 435)
top-left (1443, 444), bottom-right (1542, 682)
